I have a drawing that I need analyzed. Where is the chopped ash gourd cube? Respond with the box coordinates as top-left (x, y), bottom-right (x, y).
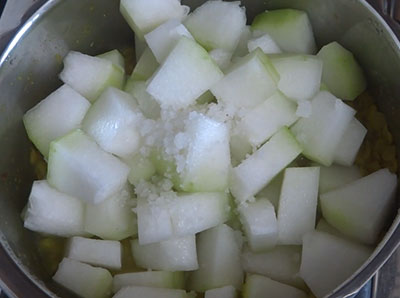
top-left (317, 41), bottom-right (367, 101)
top-left (23, 180), bottom-right (87, 237)
top-left (112, 271), bottom-right (184, 293)
top-left (84, 185), bottom-right (137, 241)
top-left (113, 286), bottom-right (187, 298)
top-left (188, 225), bottom-right (243, 292)
top-left (177, 111), bottom-right (231, 192)
top-left (120, 0), bottom-right (188, 38)
top-left (320, 168), bottom-right (397, 245)
top-left (134, 35), bottom-right (147, 61)
top-left (59, 51), bottom-right (124, 102)
top-left (233, 25), bottom-right (252, 58)
top-left (300, 231), bottom-right (372, 298)
top-left (137, 191), bottom-right (230, 244)
top-left (128, 48), bottom-right (159, 81)
top-left (125, 80), bottom-right (161, 120)
top-left (124, 153), bottom-right (157, 185)
top-left (271, 54), bottom-right (323, 102)
top-left (209, 49), bottom-right (233, 71)
top-left (235, 91), bottom-right (298, 147)
top-left (333, 118), bottom-right (367, 166)
top-left (317, 164), bottom-right (362, 193)
top-left (184, 0), bottom-right (247, 52)
top-left (145, 19), bottom-right (193, 63)
top-left (147, 37), bottom-right (223, 109)
top-left (97, 49), bottom-right (125, 71)
top-left (242, 246), bottom-right (305, 289)
top-left (247, 33), bottom-right (282, 54)
top-left (47, 129), bottom-right (130, 205)
top-left (211, 49), bottom-right (279, 110)
top-left (316, 219), bottom-right (343, 237)
top-left (82, 87), bottom-right (143, 158)
top-left (23, 84), bottom-right (90, 158)
top-left (255, 173), bottom-right (284, 210)
top-left (66, 236), bottom-right (121, 270)
top-left (277, 167), bottom-right (320, 245)
top-left (53, 258), bottom-right (112, 298)
top-left (251, 9), bottom-right (317, 54)
top-left (205, 285), bottom-right (237, 298)
top-left (131, 235), bottom-right (198, 271)
top-left (230, 127), bottom-right (302, 203)
top-left (243, 274), bottom-right (308, 298)
top-left (239, 198), bottom-right (278, 252)
top-left (290, 91), bottom-right (356, 166)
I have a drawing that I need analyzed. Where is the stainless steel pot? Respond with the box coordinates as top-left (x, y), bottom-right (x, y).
top-left (0, 0), bottom-right (399, 297)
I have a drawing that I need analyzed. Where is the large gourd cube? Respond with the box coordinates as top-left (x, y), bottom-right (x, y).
top-left (242, 246), bottom-right (305, 289)
top-left (59, 51), bottom-right (124, 102)
top-left (317, 42), bottom-right (367, 101)
top-left (320, 168), bottom-right (397, 245)
top-left (23, 84), bottom-right (90, 158)
top-left (47, 129), bottom-right (130, 205)
top-left (230, 127), bottom-right (302, 203)
top-left (23, 180), bottom-right (87, 237)
top-left (188, 225), bottom-right (243, 292)
top-left (125, 153), bottom-right (157, 185)
top-left (114, 286), bottom-right (187, 298)
top-left (135, 35), bottom-right (147, 61)
top-left (230, 133), bottom-right (253, 167)
top-left (97, 49), bottom-right (125, 72)
top-left (211, 49), bottom-right (279, 109)
top-left (277, 167), bottom-right (320, 245)
top-left (82, 87), bottom-right (142, 158)
top-left (131, 236), bottom-right (198, 271)
top-left (316, 219), bottom-right (343, 238)
top-left (239, 199), bottom-right (278, 252)
top-left (184, 0), bottom-right (246, 52)
top-left (300, 231), bottom-right (372, 298)
top-left (247, 33), bottom-right (282, 54)
top-left (129, 48), bottom-right (159, 81)
top-left (145, 19), bottom-right (193, 63)
top-left (235, 92), bottom-right (298, 147)
top-left (255, 173), bottom-right (284, 210)
top-left (113, 271), bottom-right (184, 293)
top-left (333, 118), bottom-right (367, 166)
top-left (205, 286), bottom-right (237, 298)
top-left (66, 237), bottom-right (121, 270)
top-left (178, 112), bottom-right (231, 192)
top-left (84, 186), bottom-right (137, 241)
top-left (147, 37), bottom-right (223, 109)
top-left (243, 274), bottom-right (308, 298)
top-left (209, 49), bottom-right (233, 71)
top-left (251, 9), bottom-right (316, 54)
top-left (169, 192), bottom-right (230, 237)
top-left (53, 258), bottom-right (112, 298)
top-left (136, 196), bottom-right (173, 245)
top-left (271, 54), bottom-right (323, 102)
top-left (137, 192), bottom-right (229, 244)
top-left (125, 80), bottom-right (161, 120)
top-left (233, 26), bottom-right (252, 57)
top-left (290, 91), bottom-right (355, 166)
top-left (120, 0), bottom-right (187, 38)
top-left (318, 164), bottom-right (362, 194)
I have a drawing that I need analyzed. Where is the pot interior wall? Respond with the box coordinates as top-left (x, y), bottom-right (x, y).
top-left (0, 0), bottom-right (399, 297)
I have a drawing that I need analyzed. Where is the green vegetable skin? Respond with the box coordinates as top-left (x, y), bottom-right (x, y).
top-left (20, 1), bottom-right (398, 298)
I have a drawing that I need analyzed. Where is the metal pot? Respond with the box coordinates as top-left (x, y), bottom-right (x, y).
top-left (0, 0), bottom-right (399, 297)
